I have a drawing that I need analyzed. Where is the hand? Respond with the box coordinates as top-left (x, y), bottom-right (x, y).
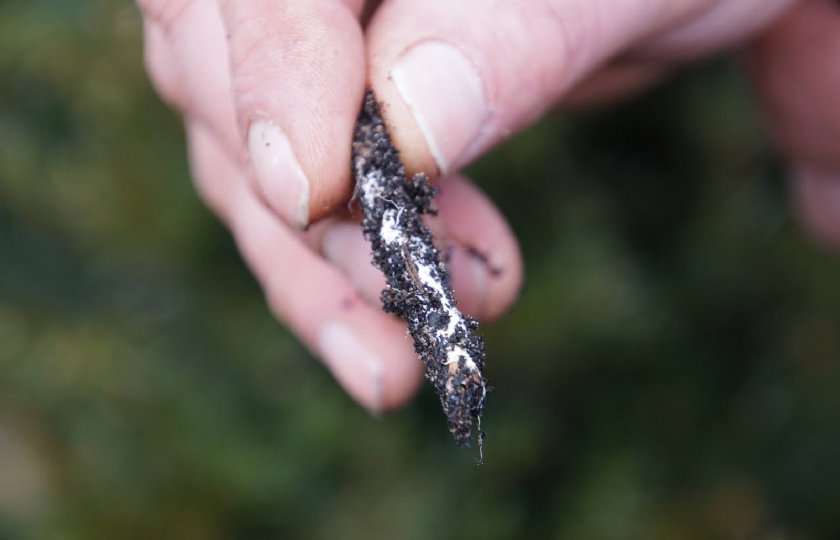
top-left (136, 0), bottom-right (840, 412)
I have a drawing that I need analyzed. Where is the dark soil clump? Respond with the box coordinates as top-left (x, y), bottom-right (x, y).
top-left (352, 91), bottom-right (489, 453)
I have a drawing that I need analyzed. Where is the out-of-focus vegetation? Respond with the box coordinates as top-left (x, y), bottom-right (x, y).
top-left (3, 1), bottom-right (840, 539)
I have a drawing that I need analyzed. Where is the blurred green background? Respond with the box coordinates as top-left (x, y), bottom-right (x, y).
top-left (3, 1), bottom-right (840, 539)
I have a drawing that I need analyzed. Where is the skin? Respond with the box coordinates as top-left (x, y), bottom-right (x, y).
top-left (136, 0), bottom-right (840, 413)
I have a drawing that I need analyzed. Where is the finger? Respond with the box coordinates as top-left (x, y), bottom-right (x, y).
top-left (218, 0), bottom-right (365, 228)
top-left (139, 0), bottom-right (243, 159)
top-left (139, 0), bottom-right (366, 227)
top-left (791, 163), bottom-right (840, 249)
top-left (320, 175), bottom-right (523, 321)
top-left (366, 0), bottom-right (717, 176)
top-left (142, 18), bottom-right (185, 111)
top-left (186, 120), bottom-right (423, 412)
top-left (185, 118), bottom-right (237, 225)
top-left (432, 175), bottom-right (523, 321)
top-left (317, 220), bottom-right (386, 303)
top-left (747, 0), bottom-right (840, 248)
top-left (632, 0), bottom-right (797, 61)
top-left (747, 0), bottom-right (840, 168)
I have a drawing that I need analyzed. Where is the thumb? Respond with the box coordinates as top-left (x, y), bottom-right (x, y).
top-left (366, 0), bottom-right (717, 176)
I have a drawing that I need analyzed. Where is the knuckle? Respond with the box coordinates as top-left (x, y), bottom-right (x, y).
top-left (136, 0), bottom-right (200, 32)
top-left (535, 1), bottom-right (594, 96)
top-left (142, 22), bottom-right (186, 109)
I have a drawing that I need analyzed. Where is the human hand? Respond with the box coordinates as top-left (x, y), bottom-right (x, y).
top-left (136, 0), bottom-right (840, 412)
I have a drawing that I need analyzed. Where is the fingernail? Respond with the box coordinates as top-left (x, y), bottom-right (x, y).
top-left (247, 120), bottom-right (310, 228)
top-left (318, 322), bottom-right (384, 414)
top-left (391, 40), bottom-right (489, 173)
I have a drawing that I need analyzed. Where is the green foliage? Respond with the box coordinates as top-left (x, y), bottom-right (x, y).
top-left (2, 2), bottom-right (840, 539)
